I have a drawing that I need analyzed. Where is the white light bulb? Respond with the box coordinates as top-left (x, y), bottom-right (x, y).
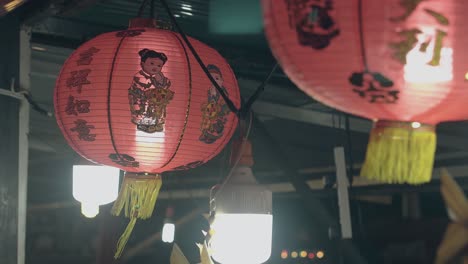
top-left (73, 165), bottom-right (120, 218)
top-left (210, 213), bottom-right (273, 264)
top-left (162, 223), bottom-right (175, 243)
top-left (209, 166), bottom-right (273, 264)
top-left (81, 202), bottom-right (99, 218)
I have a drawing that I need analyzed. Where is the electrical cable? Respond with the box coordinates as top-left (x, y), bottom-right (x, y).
top-left (137, 0), bottom-right (150, 17)
top-left (241, 63), bottom-right (278, 117)
top-left (158, 0), bottom-right (277, 119)
top-left (159, 0), bottom-right (239, 116)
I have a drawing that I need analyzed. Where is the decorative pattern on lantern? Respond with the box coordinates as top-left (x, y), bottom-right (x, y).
top-left (128, 48), bottom-right (174, 133)
top-left (263, 0), bottom-right (468, 184)
top-left (199, 64), bottom-right (231, 144)
top-left (54, 18), bottom-right (240, 258)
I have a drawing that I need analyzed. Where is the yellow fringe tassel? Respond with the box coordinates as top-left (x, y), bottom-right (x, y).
top-left (112, 173), bottom-right (162, 259)
top-left (360, 120), bottom-right (436, 185)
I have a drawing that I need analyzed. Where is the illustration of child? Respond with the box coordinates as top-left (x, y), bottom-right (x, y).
top-left (128, 48), bottom-right (175, 133)
top-left (199, 64), bottom-right (231, 144)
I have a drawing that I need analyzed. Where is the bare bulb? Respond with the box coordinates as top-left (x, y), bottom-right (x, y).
top-left (81, 203), bottom-right (99, 218)
top-left (162, 223), bottom-right (175, 243)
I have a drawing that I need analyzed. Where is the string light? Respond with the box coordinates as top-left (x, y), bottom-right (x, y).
top-left (280, 250), bottom-right (288, 259)
top-left (316, 250), bottom-right (325, 259)
top-left (300, 250), bottom-right (307, 258)
top-left (291, 251), bottom-right (298, 258)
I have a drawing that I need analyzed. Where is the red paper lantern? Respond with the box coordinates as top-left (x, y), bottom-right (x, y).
top-left (54, 18), bottom-right (240, 257)
top-left (263, 0), bottom-right (468, 184)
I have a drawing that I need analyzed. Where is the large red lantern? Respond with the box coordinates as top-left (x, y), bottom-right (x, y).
top-left (54, 18), bottom-right (240, 256)
top-left (263, 0), bottom-right (468, 184)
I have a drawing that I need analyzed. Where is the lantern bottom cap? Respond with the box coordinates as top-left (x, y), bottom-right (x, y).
top-left (360, 120), bottom-right (436, 185)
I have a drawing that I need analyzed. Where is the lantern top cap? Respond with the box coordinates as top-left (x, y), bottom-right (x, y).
top-left (128, 18), bottom-right (157, 28)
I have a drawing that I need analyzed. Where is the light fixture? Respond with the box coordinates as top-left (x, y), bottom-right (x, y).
top-left (316, 250), bottom-right (325, 259)
top-left (32, 46), bottom-right (47, 52)
top-left (162, 223), bottom-right (175, 243)
top-left (181, 3), bottom-right (192, 11)
top-left (291, 251), bottom-right (298, 259)
top-left (208, 140), bottom-right (273, 264)
top-left (280, 250), bottom-right (288, 259)
top-left (180, 11), bottom-right (193, 16)
top-left (300, 250), bottom-right (307, 258)
top-left (73, 165), bottom-right (120, 218)
top-left (162, 206), bottom-right (175, 243)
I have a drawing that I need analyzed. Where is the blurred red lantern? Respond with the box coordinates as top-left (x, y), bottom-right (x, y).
top-left (263, 0), bottom-right (468, 184)
top-left (54, 18), bottom-right (240, 257)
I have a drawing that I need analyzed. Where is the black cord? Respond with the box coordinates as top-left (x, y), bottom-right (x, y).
top-left (137, 0), bottom-right (150, 17)
top-left (241, 63), bottom-right (278, 118)
top-left (159, 0), bottom-right (277, 119)
top-left (22, 92), bottom-right (52, 116)
top-left (159, 0), bottom-right (240, 116)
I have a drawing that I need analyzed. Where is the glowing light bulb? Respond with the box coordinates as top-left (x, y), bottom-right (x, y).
top-left (308, 252), bottom-right (315, 259)
top-left (162, 223), bottom-right (175, 243)
top-left (209, 142), bottom-right (272, 264)
top-left (300, 250), bottom-right (307, 258)
top-left (316, 250), bottom-right (325, 259)
top-left (210, 214), bottom-right (272, 264)
top-left (81, 202), bottom-right (99, 218)
top-left (291, 251), bottom-right (298, 258)
top-left (73, 165), bottom-right (119, 218)
top-left (281, 250), bottom-right (288, 259)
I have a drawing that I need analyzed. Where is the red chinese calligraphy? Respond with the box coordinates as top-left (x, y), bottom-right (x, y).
top-left (70, 119), bottom-right (96, 141)
top-left (77, 47), bottom-right (100, 66)
top-left (66, 69), bottom-right (91, 94)
top-left (65, 95), bottom-right (91, 115)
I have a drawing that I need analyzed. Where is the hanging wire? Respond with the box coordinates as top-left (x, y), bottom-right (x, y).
top-left (159, 0), bottom-right (239, 115)
top-left (215, 110), bottom-right (253, 196)
top-left (158, 0), bottom-right (277, 119)
top-left (241, 63), bottom-right (278, 117)
top-left (137, 0), bottom-right (150, 17)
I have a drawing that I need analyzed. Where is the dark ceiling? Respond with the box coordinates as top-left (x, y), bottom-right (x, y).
top-left (2, 0), bottom-right (468, 263)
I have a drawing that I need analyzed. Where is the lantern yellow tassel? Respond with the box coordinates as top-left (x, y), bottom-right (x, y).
top-left (360, 120), bottom-right (436, 184)
top-left (111, 173), bottom-right (162, 258)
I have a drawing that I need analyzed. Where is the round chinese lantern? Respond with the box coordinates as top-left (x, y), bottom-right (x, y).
top-left (54, 18), bottom-right (240, 257)
top-left (263, 0), bottom-right (468, 184)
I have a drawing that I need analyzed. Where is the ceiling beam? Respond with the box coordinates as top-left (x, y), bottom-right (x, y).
top-left (252, 101), bottom-right (468, 150)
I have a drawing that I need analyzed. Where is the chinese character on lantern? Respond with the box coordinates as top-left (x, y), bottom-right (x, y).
top-left (66, 69), bottom-right (91, 94)
top-left (70, 119), bottom-right (96, 141)
top-left (65, 95), bottom-right (91, 116)
top-left (77, 47), bottom-right (100, 66)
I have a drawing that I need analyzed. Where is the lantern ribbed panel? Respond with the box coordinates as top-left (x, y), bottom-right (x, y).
top-left (54, 28), bottom-right (240, 173)
top-left (262, 0), bottom-right (468, 125)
